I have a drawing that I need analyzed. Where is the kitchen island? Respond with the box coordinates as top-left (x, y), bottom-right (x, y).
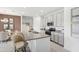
top-left (24, 32), bottom-right (50, 52)
top-left (0, 31), bottom-right (50, 52)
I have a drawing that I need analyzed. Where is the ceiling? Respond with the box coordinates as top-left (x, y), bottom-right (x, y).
top-left (0, 7), bottom-right (64, 16)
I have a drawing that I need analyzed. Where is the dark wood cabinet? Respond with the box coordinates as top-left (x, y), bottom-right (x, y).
top-left (0, 14), bottom-right (21, 31)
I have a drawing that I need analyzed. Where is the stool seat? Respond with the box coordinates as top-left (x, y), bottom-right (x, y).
top-left (15, 41), bottom-right (24, 49)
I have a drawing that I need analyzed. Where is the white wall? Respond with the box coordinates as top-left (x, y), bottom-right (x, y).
top-left (33, 16), bottom-right (41, 32)
top-left (64, 7), bottom-right (79, 52)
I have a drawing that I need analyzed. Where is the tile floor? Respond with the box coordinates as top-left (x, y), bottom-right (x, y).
top-left (50, 41), bottom-right (69, 52)
top-left (27, 41), bottom-right (69, 52)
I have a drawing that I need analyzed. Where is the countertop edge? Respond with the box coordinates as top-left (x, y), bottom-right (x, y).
top-left (26, 35), bottom-right (50, 41)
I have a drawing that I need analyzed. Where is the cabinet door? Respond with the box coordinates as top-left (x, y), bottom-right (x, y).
top-left (41, 17), bottom-right (45, 28)
top-left (44, 17), bottom-right (48, 28)
top-left (72, 8), bottom-right (79, 16)
top-left (36, 37), bottom-right (50, 52)
top-left (56, 13), bottom-right (62, 26)
top-left (58, 33), bottom-right (64, 45)
top-left (54, 33), bottom-right (59, 43)
top-left (0, 41), bottom-right (14, 52)
top-left (56, 12), bottom-right (64, 27)
top-left (51, 32), bottom-right (55, 41)
top-left (61, 12), bottom-right (64, 27)
top-left (53, 14), bottom-right (57, 26)
top-left (28, 40), bottom-right (36, 52)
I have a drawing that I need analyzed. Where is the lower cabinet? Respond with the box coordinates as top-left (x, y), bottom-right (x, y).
top-left (28, 37), bottom-right (50, 52)
top-left (58, 33), bottom-right (64, 45)
top-left (36, 37), bottom-right (50, 52)
top-left (28, 40), bottom-right (36, 52)
top-left (51, 32), bottom-right (64, 46)
top-left (0, 41), bottom-right (14, 52)
top-left (54, 33), bottom-right (59, 43)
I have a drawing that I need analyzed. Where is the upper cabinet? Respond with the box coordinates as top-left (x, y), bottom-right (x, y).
top-left (53, 14), bottom-right (57, 27)
top-left (43, 9), bottom-right (64, 29)
top-left (72, 8), bottom-right (79, 16)
top-left (56, 11), bottom-right (64, 27)
top-left (33, 16), bottom-right (41, 32)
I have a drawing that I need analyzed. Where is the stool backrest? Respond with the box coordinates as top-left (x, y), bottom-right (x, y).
top-left (14, 35), bottom-right (24, 43)
top-left (13, 32), bottom-right (25, 43)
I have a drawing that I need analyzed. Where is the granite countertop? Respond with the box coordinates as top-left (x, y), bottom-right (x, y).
top-left (0, 31), bottom-right (50, 42)
top-left (24, 32), bottom-right (50, 41)
top-left (0, 36), bottom-right (12, 42)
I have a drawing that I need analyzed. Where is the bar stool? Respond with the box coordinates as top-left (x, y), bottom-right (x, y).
top-left (13, 33), bottom-right (28, 52)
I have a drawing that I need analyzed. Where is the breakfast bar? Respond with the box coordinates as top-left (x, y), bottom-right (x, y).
top-left (24, 32), bottom-right (51, 52)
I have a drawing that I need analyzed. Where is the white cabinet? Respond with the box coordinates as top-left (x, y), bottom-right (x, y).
top-left (56, 13), bottom-right (61, 26)
top-left (58, 33), bottom-right (64, 45)
top-left (53, 14), bottom-right (57, 27)
top-left (56, 12), bottom-right (64, 27)
top-left (72, 8), bottom-right (79, 16)
top-left (51, 32), bottom-right (64, 46)
top-left (33, 16), bottom-right (41, 32)
top-left (43, 9), bottom-right (64, 27)
top-left (61, 12), bottom-right (64, 26)
top-left (28, 37), bottom-right (50, 52)
top-left (36, 37), bottom-right (50, 52)
top-left (28, 40), bottom-right (36, 52)
top-left (54, 33), bottom-right (59, 42)
top-left (0, 41), bottom-right (14, 52)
